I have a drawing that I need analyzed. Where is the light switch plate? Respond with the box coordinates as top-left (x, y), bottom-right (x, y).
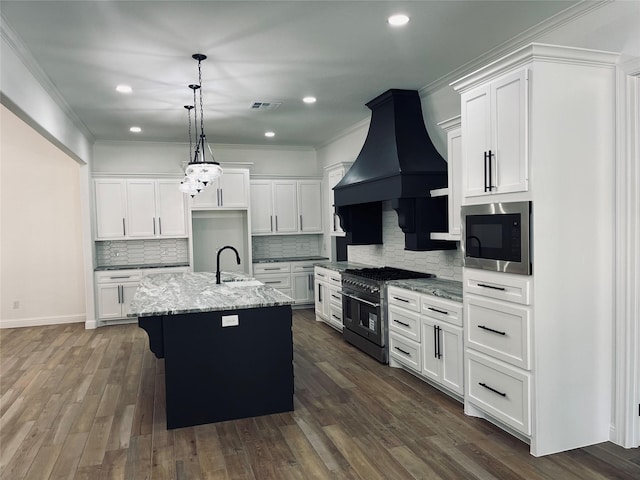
top-left (222, 314), bottom-right (239, 327)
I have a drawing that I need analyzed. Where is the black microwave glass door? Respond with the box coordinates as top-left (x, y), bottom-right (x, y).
top-left (465, 213), bottom-right (521, 262)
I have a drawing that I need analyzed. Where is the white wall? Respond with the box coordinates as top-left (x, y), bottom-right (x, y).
top-left (92, 141), bottom-right (320, 177)
top-left (0, 105), bottom-right (86, 328)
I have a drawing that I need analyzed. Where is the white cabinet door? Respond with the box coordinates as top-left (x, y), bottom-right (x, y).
top-left (461, 85), bottom-right (491, 198)
top-left (491, 69), bottom-right (528, 195)
top-left (440, 322), bottom-right (464, 395)
top-left (461, 68), bottom-right (528, 199)
top-left (292, 272), bottom-right (314, 304)
top-left (448, 126), bottom-right (462, 237)
top-left (250, 181), bottom-right (274, 234)
top-left (422, 317), bottom-right (441, 381)
top-left (190, 183), bottom-right (219, 208)
top-left (120, 283), bottom-right (140, 317)
top-left (96, 284), bottom-right (123, 319)
top-left (218, 170), bottom-right (249, 208)
top-left (272, 181), bottom-right (298, 233)
top-left (297, 180), bottom-right (322, 233)
top-left (126, 180), bottom-right (156, 237)
top-left (156, 180), bottom-right (187, 237)
top-left (95, 180), bottom-right (127, 239)
top-left (314, 279), bottom-right (328, 321)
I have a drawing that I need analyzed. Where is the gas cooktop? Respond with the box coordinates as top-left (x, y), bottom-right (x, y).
top-left (342, 267), bottom-right (434, 282)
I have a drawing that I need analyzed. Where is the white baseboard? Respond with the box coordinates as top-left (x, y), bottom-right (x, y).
top-left (0, 314), bottom-right (85, 329)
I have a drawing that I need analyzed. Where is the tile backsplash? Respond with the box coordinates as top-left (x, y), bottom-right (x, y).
top-left (96, 238), bottom-right (189, 267)
top-left (347, 201), bottom-right (463, 281)
top-left (252, 235), bottom-right (322, 259)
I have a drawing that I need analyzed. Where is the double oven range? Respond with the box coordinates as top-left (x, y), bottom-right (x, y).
top-left (340, 267), bottom-right (434, 363)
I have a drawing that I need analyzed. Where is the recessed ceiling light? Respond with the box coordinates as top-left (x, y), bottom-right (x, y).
top-left (388, 14), bottom-right (410, 26)
top-left (303, 96), bottom-right (317, 104)
top-left (116, 84), bottom-right (133, 93)
top-left (265, 131), bottom-right (275, 138)
top-left (129, 126), bottom-right (142, 133)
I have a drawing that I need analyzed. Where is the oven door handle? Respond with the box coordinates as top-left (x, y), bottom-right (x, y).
top-left (339, 291), bottom-right (380, 308)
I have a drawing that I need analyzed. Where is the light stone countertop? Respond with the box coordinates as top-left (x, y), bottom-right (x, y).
top-left (253, 256), bottom-right (329, 263)
top-left (313, 261), bottom-right (373, 272)
top-left (127, 271), bottom-right (294, 317)
top-left (386, 277), bottom-right (463, 303)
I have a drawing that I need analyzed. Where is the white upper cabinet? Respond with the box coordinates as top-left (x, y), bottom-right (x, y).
top-left (190, 168), bottom-right (249, 209)
top-left (250, 179), bottom-right (322, 235)
top-left (433, 116), bottom-right (462, 241)
top-left (95, 179), bottom-right (127, 239)
top-left (297, 180), bottom-right (323, 233)
top-left (461, 68), bottom-right (528, 198)
top-left (272, 181), bottom-right (298, 233)
top-left (94, 178), bottom-right (187, 240)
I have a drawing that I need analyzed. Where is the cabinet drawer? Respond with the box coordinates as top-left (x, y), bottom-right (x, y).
top-left (388, 305), bottom-right (421, 342)
top-left (328, 303), bottom-right (343, 328)
top-left (463, 269), bottom-right (531, 305)
top-left (465, 294), bottom-right (531, 369)
top-left (388, 286), bottom-right (420, 312)
top-left (254, 274), bottom-right (291, 289)
top-left (95, 270), bottom-right (143, 283)
top-left (254, 263), bottom-right (291, 274)
top-left (421, 295), bottom-right (462, 327)
top-left (291, 262), bottom-right (317, 273)
top-left (327, 273), bottom-right (342, 288)
top-left (389, 332), bottom-right (421, 373)
top-left (328, 288), bottom-right (343, 307)
top-left (466, 349), bottom-right (531, 435)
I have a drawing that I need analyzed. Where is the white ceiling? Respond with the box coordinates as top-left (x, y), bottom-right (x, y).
top-left (2, 0), bottom-right (583, 147)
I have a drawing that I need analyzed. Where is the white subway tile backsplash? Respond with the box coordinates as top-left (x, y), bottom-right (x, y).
top-left (347, 201), bottom-right (462, 281)
top-left (96, 238), bottom-right (189, 267)
top-left (252, 235), bottom-right (322, 259)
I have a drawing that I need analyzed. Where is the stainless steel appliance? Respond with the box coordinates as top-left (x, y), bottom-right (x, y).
top-left (341, 267), bottom-right (434, 363)
top-left (461, 201), bottom-right (532, 275)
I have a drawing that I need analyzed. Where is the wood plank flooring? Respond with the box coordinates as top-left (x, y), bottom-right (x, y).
top-left (1, 308), bottom-right (639, 479)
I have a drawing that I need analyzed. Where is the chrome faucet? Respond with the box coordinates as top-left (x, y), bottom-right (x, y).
top-left (216, 245), bottom-right (241, 284)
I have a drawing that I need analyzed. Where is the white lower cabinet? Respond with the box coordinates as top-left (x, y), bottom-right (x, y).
top-left (253, 261), bottom-right (319, 305)
top-left (388, 285), bottom-right (463, 398)
top-left (95, 267), bottom-right (190, 322)
top-left (463, 268), bottom-right (533, 438)
top-left (314, 266), bottom-right (342, 330)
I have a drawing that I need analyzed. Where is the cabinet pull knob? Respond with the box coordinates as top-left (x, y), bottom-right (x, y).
top-left (479, 382), bottom-right (507, 397)
top-left (477, 283), bottom-right (506, 291)
top-left (393, 296), bottom-right (410, 303)
top-left (394, 346), bottom-right (411, 356)
top-left (478, 325), bottom-right (506, 336)
top-left (393, 319), bottom-right (410, 327)
top-left (427, 306), bottom-right (448, 315)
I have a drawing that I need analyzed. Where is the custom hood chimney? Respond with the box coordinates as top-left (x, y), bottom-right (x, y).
top-left (334, 89), bottom-right (455, 251)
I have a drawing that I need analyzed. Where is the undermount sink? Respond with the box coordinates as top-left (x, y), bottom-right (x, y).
top-left (224, 280), bottom-right (263, 287)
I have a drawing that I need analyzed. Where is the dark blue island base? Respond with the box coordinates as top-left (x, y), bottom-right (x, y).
top-left (138, 305), bottom-right (294, 429)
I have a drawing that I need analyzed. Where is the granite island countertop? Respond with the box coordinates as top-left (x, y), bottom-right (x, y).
top-left (386, 277), bottom-right (463, 303)
top-left (128, 271), bottom-right (294, 317)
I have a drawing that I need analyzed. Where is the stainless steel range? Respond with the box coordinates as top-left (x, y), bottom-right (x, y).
top-left (341, 267), bottom-right (434, 363)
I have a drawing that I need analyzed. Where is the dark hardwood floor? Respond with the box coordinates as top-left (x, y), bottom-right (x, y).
top-left (1, 308), bottom-right (639, 479)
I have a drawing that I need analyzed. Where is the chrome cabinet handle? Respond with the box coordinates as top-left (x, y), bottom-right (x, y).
top-left (117, 285), bottom-right (122, 304)
top-left (270, 216), bottom-right (273, 231)
top-left (122, 218), bottom-right (126, 236)
top-left (300, 215), bottom-right (303, 231)
top-left (158, 217), bottom-right (162, 235)
top-left (219, 188), bottom-right (223, 206)
top-left (109, 276), bottom-right (131, 280)
top-left (153, 217), bottom-right (156, 235)
top-left (275, 216), bottom-right (278, 231)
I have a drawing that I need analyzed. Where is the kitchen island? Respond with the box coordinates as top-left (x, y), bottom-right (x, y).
top-left (128, 271), bottom-right (295, 429)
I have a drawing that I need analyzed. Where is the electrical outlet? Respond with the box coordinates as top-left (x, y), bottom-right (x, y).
top-left (12, 300), bottom-right (20, 309)
top-left (111, 250), bottom-right (120, 257)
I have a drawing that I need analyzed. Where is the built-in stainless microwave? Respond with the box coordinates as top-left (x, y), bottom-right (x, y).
top-left (461, 201), bottom-right (532, 275)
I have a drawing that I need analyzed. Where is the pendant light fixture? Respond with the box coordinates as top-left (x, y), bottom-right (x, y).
top-left (184, 53), bottom-right (223, 186)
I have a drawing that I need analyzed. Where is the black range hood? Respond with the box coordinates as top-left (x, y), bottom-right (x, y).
top-left (333, 89), bottom-right (456, 251)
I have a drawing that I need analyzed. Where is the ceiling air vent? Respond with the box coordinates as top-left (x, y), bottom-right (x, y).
top-left (250, 101), bottom-right (281, 111)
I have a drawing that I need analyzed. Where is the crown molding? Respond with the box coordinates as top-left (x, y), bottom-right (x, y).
top-left (419, 0), bottom-right (612, 97)
top-left (437, 115), bottom-right (461, 132)
top-left (1, 14), bottom-right (95, 143)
